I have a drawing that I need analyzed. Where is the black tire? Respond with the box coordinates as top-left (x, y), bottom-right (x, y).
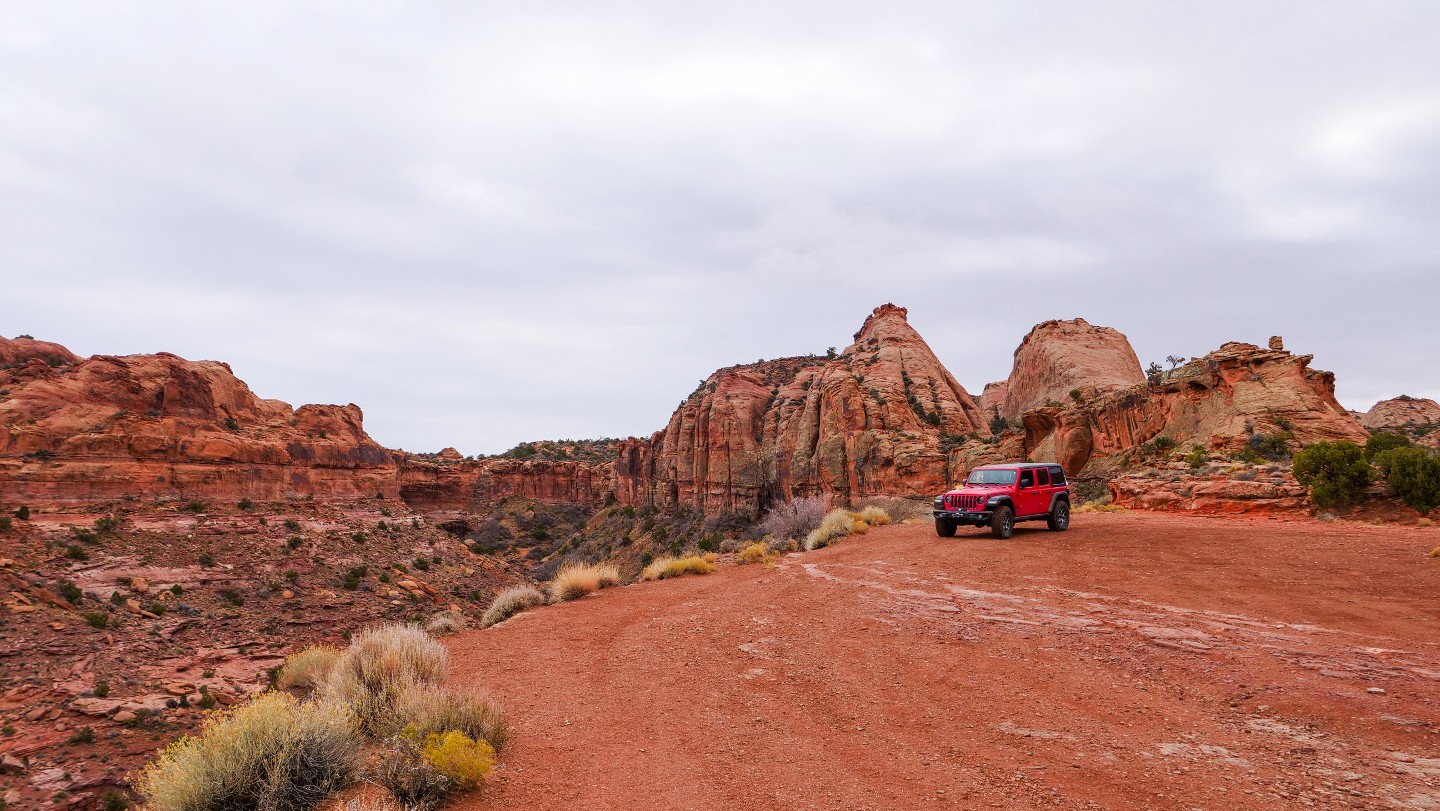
top-left (935, 517), bottom-right (957, 537)
top-left (1047, 499), bottom-right (1071, 532)
top-left (989, 506), bottom-right (1014, 539)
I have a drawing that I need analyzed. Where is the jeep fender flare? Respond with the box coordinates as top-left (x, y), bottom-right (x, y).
top-left (987, 496), bottom-right (1015, 512)
top-left (1047, 492), bottom-right (1070, 513)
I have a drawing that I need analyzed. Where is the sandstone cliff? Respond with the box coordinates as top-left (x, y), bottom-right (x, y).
top-left (994, 318), bottom-right (1145, 423)
top-left (616, 305), bottom-right (987, 515)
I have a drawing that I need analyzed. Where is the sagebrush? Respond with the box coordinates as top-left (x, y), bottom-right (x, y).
top-left (321, 623), bottom-right (447, 735)
top-left (757, 497), bottom-right (828, 541)
top-left (276, 646), bottom-right (341, 694)
top-left (396, 684), bottom-right (508, 753)
top-left (136, 691), bottom-right (357, 811)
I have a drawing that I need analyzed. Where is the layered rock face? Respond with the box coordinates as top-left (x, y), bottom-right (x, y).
top-left (994, 319), bottom-right (1145, 423)
top-left (616, 305), bottom-right (988, 515)
top-left (398, 457), bottom-right (614, 512)
top-left (1018, 342), bottom-right (1369, 477)
top-left (0, 347), bottom-right (400, 505)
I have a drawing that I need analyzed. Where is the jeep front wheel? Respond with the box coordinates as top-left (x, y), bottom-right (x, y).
top-left (1047, 500), bottom-right (1070, 532)
top-left (989, 506), bottom-right (1014, 539)
top-left (935, 518), bottom-right (956, 537)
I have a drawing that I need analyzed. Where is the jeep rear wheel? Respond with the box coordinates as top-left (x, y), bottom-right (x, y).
top-left (989, 506), bottom-right (1014, 539)
top-left (935, 518), bottom-right (956, 537)
top-left (1047, 500), bottom-right (1070, 531)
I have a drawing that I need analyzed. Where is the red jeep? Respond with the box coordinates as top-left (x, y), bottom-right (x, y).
top-left (932, 462), bottom-right (1071, 539)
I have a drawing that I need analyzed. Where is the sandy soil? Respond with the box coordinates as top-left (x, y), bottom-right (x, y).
top-left (447, 512), bottom-right (1440, 811)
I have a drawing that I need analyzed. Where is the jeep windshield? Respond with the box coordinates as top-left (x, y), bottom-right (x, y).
top-left (966, 469), bottom-right (1018, 486)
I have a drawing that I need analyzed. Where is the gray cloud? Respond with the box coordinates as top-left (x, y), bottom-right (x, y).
top-left (3, 1), bottom-right (1437, 452)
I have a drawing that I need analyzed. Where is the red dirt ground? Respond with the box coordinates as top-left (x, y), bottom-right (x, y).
top-left (447, 512), bottom-right (1440, 811)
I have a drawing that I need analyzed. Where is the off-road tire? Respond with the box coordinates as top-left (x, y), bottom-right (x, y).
top-left (1047, 499), bottom-right (1071, 532)
top-left (935, 518), bottom-right (957, 538)
top-left (989, 506), bottom-right (1015, 539)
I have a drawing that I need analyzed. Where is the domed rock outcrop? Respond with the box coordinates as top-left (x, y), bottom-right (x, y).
top-left (995, 319), bottom-right (1145, 423)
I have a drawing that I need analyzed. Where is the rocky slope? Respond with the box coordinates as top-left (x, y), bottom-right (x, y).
top-left (615, 305), bottom-right (988, 515)
top-left (989, 318), bottom-right (1145, 423)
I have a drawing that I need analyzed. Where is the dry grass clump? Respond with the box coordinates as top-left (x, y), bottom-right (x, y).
top-left (856, 496), bottom-right (929, 522)
top-left (855, 505), bottom-right (892, 526)
top-left (734, 542), bottom-right (780, 566)
top-left (757, 496), bottom-right (828, 542)
top-left (276, 645), bottom-right (341, 694)
top-left (321, 623), bottom-right (448, 735)
top-left (804, 509), bottom-right (861, 551)
top-left (640, 555), bottom-right (716, 581)
top-left (423, 610), bottom-right (468, 636)
top-left (1075, 502), bottom-right (1128, 514)
top-left (396, 685), bottom-right (508, 753)
top-left (1418, 517), bottom-right (1433, 528)
top-left (1429, 546), bottom-right (1440, 558)
top-left (547, 562), bottom-right (621, 603)
top-left (479, 585), bottom-right (546, 628)
top-left (136, 691), bottom-right (358, 811)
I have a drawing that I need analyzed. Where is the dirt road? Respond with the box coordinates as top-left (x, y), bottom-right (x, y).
top-left (447, 512), bottom-right (1440, 811)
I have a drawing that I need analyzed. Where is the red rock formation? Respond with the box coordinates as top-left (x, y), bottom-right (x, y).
top-left (617, 305), bottom-right (988, 515)
top-left (996, 318), bottom-right (1145, 422)
top-left (1361, 395), bottom-right (1440, 432)
top-left (1019, 341), bottom-right (1369, 477)
top-left (0, 347), bottom-right (399, 506)
top-left (398, 457), bottom-right (614, 512)
top-left (0, 335), bottom-right (80, 368)
top-left (1109, 469), bottom-right (1309, 514)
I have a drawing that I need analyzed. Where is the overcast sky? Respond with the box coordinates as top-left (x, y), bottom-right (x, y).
top-left (3, 2), bottom-right (1437, 454)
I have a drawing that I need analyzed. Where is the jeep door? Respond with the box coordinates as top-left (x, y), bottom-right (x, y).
top-left (1017, 468), bottom-right (1045, 516)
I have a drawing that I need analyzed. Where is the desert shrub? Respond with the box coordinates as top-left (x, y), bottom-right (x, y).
top-left (322, 623), bottom-right (448, 735)
top-left (101, 789), bottom-right (129, 811)
top-left (55, 579), bottom-right (83, 605)
top-left (94, 681), bottom-right (110, 698)
top-left (640, 555), bottom-right (716, 581)
top-left (547, 562), bottom-right (620, 603)
top-left (276, 646), bottom-right (341, 694)
top-left (14, 505), bottom-right (28, 520)
top-left (423, 610), bottom-right (468, 636)
top-left (84, 611), bottom-right (109, 629)
top-left (369, 738), bottom-right (451, 811)
top-left (0, 517), bottom-right (9, 533)
top-left (1366, 431), bottom-right (1411, 460)
top-left (1249, 432), bottom-right (1293, 461)
top-left (65, 544), bottom-right (89, 561)
top-left (989, 413), bottom-right (1009, 434)
top-left (237, 498), bottom-right (253, 511)
top-left (804, 509), bottom-right (857, 551)
top-left (1184, 444), bottom-right (1207, 469)
top-left (855, 505), bottom-right (891, 526)
top-left (1292, 441), bottom-right (1371, 509)
top-left (1382, 447), bottom-right (1440, 514)
top-left (757, 497), bottom-right (827, 542)
top-left (479, 585), bottom-right (546, 628)
top-left (420, 730), bottom-right (493, 788)
top-left (136, 691), bottom-right (357, 811)
top-left (734, 542), bottom-right (778, 566)
top-left (1430, 546), bottom-right (1440, 558)
top-left (395, 685), bottom-right (507, 753)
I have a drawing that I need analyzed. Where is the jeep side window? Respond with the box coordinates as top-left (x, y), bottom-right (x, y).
top-left (1037, 468), bottom-right (1050, 487)
top-left (1019, 470), bottom-right (1033, 488)
top-left (1050, 466), bottom-right (1067, 486)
